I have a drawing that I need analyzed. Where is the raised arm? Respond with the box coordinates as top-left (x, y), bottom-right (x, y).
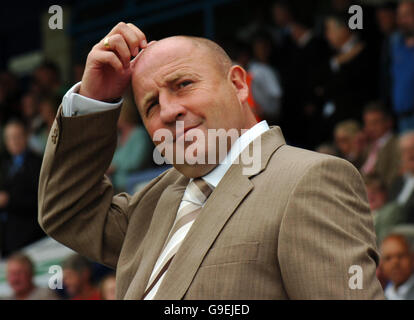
top-left (38, 23), bottom-right (150, 268)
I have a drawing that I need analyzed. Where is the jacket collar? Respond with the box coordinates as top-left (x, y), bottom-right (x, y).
top-left (154, 126), bottom-right (286, 299)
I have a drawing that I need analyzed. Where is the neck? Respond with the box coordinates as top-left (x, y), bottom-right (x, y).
top-left (405, 36), bottom-right (414, 47)
top-left (77, 283), bottom-right (96, 299)
top-left (15, 283), bottom-right (34, 300)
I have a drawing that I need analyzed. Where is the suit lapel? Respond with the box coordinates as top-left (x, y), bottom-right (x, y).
top-left (124, 174), bottom-right (189, 299)
top-left (154, 126), bottom-right (286, 299)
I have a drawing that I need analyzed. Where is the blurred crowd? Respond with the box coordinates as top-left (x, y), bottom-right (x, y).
top-left (1, 0), bottom-right (414, 299)
top-left (226, 0), bottom-right (414, 299)
top-left (4, 252), bottom-right (116, 300)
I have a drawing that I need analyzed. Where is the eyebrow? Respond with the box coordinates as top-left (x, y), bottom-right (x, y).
top-left (141, 91), bottom-right (158, 110)
top-left (140, 71), bottom-right (200, 108)
top-left (163, 72), bottom-right (192, 84)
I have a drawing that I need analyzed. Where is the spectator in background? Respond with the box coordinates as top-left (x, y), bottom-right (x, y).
top-left (280, 9), bottom-right (329, 149)
top-left (247, 31), bottom-right (283, 125)
top-left (0, 120), bottom-right (44, 257)
top-left (381, 234), bottom-right (414, 299)
top-left (270, 0), bottom-right (294, 67)
top-left (315, 143), bottom-right (337, 156)
top-left (0, 71), bottom-right (21, 125)
top-left (28, 95), bottom-right (59, 156)
top-left (361, 103), bottom-right (400, 191)
top-left (376, 2), bottom-right (397, 107)
top-left (365, 173), bottom-right (388, 213)
top-left (31, 61), bottom-right (66, 98)
top-left (62, 254), bottom-right (101, 300)
top-left (72, 62), bottom-right (85, 83)
top-left (376, 2), bottom-right (397, 36)
top-left (375, 131), bottom-right (414, 243)
top-left (106, 90), bottom-right (153, 192)
top-left (100, 273), bottom-right (116, 300)
top-left (334, 119), bottom-right (364, 168)
top-left (319, 13), bottom-right (377, 135)
top-left (20, 92), bottom-right (43, 136)
top-left (6, 253), bottom-right (59, 300)
top-left (390, 1), bottom-right (414, 132)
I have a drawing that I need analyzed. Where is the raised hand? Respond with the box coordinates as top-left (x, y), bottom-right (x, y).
top-left (79, 22), bottom-right (147, 102)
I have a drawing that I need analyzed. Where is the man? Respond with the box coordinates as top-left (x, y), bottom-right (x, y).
top-left (381, 234), bottom-right (414, 299)
top-left (280, 10), bottom-right (329, 149)
top-left (375, 2), bottom-right (397, 107)
top-left (375, 131), bottom-right (414, 244)
top-left (6, 253), bottom-right (58, 300)
top-left (319, 13), bottom-right (377, 134)
top-left (0, 120), bottom-right (44, 257)
top-left (365, 173), bottom-right (388, 213)
top-left (247, 31), bottom-right (282, 125)
top-left (360, 103), bottom-right (400, 191)
top-left (62, 254), bottom-right (101, 300)
top-left (38, 22), bottom-right (383, 299)
top-left (333, 119), bottom-right (364, 168)
top-left (390, 1), bottom-right (414, 132)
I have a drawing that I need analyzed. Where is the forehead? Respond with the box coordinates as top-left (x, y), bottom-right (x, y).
top-left (382, 237), bottom-right (409, 252)
top-left (131, 38), bottom-right (217, 101)
top-left (7, 260), bottom-right (28, 270)
top-left (5, 124), bottom-right (25, 134)
top-left (401, 136), bottom-right (414, 147)
top-left (399, 2), bottom-right (414, 12)
top-left (134, 38), bottom-right (202, 80)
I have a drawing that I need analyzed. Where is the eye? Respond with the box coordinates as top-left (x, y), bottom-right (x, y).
top-left (178, 80), bottom-right (192, 89)
top-left (146, 100), bottom-right (159, 115)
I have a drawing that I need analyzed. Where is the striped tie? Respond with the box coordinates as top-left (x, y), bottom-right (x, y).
top-left (142, 178), bottom-right (213, 300)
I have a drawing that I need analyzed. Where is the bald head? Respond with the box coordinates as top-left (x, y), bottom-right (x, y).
top-left (182, 36), bottom-right (233, 75)
top-left (381, 234), bottom-right (414, 287)
top-left (135, 36), bottom-right (232, 77)
top-left (398, 0), bottom-right (414, 37)
top-left (381, 234), bottom-right (412, 253)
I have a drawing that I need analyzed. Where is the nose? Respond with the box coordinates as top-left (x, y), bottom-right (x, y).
top-left (159, 91), bottom-right (186, 124)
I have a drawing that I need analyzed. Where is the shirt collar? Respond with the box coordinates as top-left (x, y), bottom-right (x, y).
top-left (200, 120), bottom-right (270, 188)
top-left (385, 274), bottom-right (414, 299)
top-left (377, 131), bottom-right (393, 148)
top-left (12, 150), bottom-right (27, 163)
top-left (297, 31), bottom-right (313, 48)
top-left (340, 35), bottom-right (358, 54)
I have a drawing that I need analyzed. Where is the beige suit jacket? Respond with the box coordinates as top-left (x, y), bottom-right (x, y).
top-left (38, 106), bottom-right (384, 299)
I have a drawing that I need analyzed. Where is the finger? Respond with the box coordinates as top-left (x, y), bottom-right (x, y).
top-left (126, 23), bottom-right (147, 50)
top-left (108, 22), bottom-right (146, 57)
top-left (102, 34), bottom-right (131, 68)
top-left (95, 50), bottom-right (124, 73)
top-left (130, 40), bottom-right (157, 66)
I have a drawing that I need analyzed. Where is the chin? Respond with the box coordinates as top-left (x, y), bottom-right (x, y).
top-left (173, 163), bottom-right (217, 178)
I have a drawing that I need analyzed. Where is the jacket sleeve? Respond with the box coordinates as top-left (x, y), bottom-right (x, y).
top-left (278, 157), bottom-right (385, 299)
top-left (38, 106), bottom-right (156, 269)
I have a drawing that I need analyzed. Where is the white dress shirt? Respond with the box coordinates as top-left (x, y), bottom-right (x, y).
top-left (385, 274), bottom-right (414, 300)
top-left (62, 82), bottom-right (122, 117)
top-left (397, 174), bottom-right (414, 205)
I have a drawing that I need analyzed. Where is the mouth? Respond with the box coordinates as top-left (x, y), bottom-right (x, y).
top-left (174, 124), bottom-right (200, 142)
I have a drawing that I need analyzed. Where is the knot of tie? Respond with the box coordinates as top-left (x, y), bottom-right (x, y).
top-left (184, 177), bottom-right (213, 205)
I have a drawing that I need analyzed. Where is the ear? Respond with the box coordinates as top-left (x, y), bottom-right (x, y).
top-left (228, 65), bottom-right (249, 104)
